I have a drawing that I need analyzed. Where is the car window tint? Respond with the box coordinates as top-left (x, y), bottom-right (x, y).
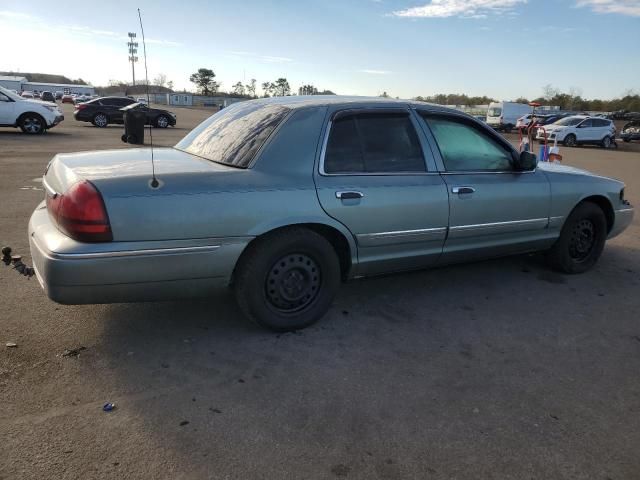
top-left (423, 115), bottom-right (513, 172)
top-left (593, 119), bottom-right (609, 127)
top-left (324, 112), bottom-right (425, 174)
top-left (175, 102), bottom-right (290, 168)
top-left (324, 117), bottom-right (364, 173)
top-left (580, 119), bottom-right (593, 127)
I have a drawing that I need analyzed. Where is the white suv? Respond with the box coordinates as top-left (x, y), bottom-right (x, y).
top-left (0, 86), bottom-right (64, 134)
top-left (537, 115), bottom-right (615, 148)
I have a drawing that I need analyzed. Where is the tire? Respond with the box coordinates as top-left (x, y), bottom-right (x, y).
top-left (601, 136), bottom-right (612, 149)
top-left (19, 113), bottom-right (45, 134)
top-left (92, 113), bottom-right (108, 128)
top-left (234, 228), bottom-right (341, 332)
top-left (155, 115), bottom-right (169, 128)
top-left (623, 138), bottom-right (631, 143)
top-left (548, 201), bottom-right (607, 274)
top-left (563, 134), bottom-right (577, 147)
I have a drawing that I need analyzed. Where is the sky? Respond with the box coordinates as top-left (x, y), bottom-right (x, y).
top-left (1, 0), bottom-right (639, 100)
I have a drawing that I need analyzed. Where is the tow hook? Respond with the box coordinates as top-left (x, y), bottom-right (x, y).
top-left (1, 246), bottom-right (35, 278)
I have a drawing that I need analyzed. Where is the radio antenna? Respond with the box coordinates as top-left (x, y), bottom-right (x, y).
top-left (137, 8), bottom-right (159, 188)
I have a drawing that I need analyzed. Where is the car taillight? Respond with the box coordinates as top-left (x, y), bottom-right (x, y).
top-left (46, 180), bottom-right (112, 242)
top-left (75, 104), bottom-right (87, 110)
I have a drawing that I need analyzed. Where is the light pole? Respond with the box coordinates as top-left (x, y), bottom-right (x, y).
top-left (127, 32), bottom-right (139, 86)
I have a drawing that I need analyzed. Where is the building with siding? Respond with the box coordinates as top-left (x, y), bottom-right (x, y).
top-left (0, 76), bottom-right (94, 95)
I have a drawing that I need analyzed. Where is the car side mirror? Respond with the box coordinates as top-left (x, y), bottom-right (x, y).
top-left (513, 151), bottom-right (537, 171)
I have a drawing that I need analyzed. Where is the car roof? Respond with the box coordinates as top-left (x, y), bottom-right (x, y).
top-left (247, 95), bottom-right (455, 113)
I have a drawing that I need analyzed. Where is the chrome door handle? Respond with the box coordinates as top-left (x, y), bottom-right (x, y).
top-left (452, 186), bottom-right (475, 194)
top-left (336, 191), bottom-right (364, 200)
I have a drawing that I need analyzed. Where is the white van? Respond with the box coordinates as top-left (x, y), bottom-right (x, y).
top-left (486, 102), bottom-right (532, 132)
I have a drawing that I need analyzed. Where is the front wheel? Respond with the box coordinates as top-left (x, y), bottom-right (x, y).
top-left (548, 202), bottom-right (607, 274)
top-left (19, 114), bottom-right (45, 134)
top-left (601, 136), bottom-right (612, 149)
top-left (234, 228), bottom-right (341, 331)
top-left (155, 115), bottom-right (169, 128)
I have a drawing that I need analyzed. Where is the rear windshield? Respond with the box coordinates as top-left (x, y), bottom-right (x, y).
top-left (175, 102), bottom-right (290, 168)
top-left (487, 108), bottom-right (502, 117)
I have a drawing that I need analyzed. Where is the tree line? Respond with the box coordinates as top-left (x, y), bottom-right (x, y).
top-left (189, 68), bottom-right (334, 98)
top-left (413, 85), bottom-right (640, 113)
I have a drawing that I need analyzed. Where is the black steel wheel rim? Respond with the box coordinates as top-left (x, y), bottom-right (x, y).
top-left (265, 253), bottom-right (321, 313)
top-left (569, 219), bottom-right (596, 261)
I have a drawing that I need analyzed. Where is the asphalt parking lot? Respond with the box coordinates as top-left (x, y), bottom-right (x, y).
top-left (1, 103), bottom-right (640, 480)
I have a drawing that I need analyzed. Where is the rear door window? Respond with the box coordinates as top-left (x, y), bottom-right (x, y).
top-left (324, 111), bottom-right (425, 174)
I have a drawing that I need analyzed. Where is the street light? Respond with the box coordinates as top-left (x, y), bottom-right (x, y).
top-left (128, 32), bottom-right (138, 86)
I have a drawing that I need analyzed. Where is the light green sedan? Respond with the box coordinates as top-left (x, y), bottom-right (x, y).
top-left (29, 97), bottom-right (634, 331)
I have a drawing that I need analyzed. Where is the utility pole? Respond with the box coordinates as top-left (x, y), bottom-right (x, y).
top-left (127, 32), bottom-right (138, 86)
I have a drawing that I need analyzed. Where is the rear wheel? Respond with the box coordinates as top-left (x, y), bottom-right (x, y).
top-left (548, 202), bottom-right (607, 274)
top-left (19, 114), bottom-right (45, 134)
top-left (564, 134), bottom-right (577, 147)
top-left (92, 113), bottom-right (108, 127)
top-left (234, 228), bottom-right (341, 331)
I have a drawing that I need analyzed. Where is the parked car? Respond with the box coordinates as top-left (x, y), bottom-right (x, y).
top-left (29, 97), bottom-right (633, 331)
top-left (55, 91), bottom-right (64, 100)
top-left (21, 91), bottom-right (34, 99)
top-left (136, 97), bottom-right (148, 104)
top-left (0, 85), bottom-right (64, 134)
top-left (536, 115), bottom-right (616, 148)
top-left (61, 94), bottom-right (75, 104)
top-left (620, 120), bottom-right (640, 143)
top-left (33, 92), bottom-right (41, 99)
top-left (516, 114), bottom-right (535, 130)
top-left (74, 94), bottom-right (90, 104)
top-left (40, 91), bottom-right (55, 103)
top-left (73, 96), bottom-right (176, 128)
top-left (486, 102), bottom-right (532, 132)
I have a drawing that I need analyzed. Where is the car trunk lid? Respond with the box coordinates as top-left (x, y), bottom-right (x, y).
top-left (43, 147), bottom-right (238, 194)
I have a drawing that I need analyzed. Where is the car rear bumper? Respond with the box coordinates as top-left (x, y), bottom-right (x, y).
top-left (28, 202), bottom-right (250, 305)
top-left (608, 205), bottom-right (634, 239)
top-left (620, 133), bottom-right (640, 141)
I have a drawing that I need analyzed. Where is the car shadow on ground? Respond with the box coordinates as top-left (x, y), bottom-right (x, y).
top-left (83, 245), bottom-right (640, 477)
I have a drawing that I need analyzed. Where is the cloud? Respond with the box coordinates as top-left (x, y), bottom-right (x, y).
top-left (391, 0), bottom-right (527, 18)
top-left (0, 10), bottom-right (33, 19)
top-left (146, 38), bottom-right (183, 47)
top-left (260, 55), bottom-right (293, 63)
top-left (360, 69), bottom-right (392, 74)
top-left (575, 0), bottom-right (640, 16)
